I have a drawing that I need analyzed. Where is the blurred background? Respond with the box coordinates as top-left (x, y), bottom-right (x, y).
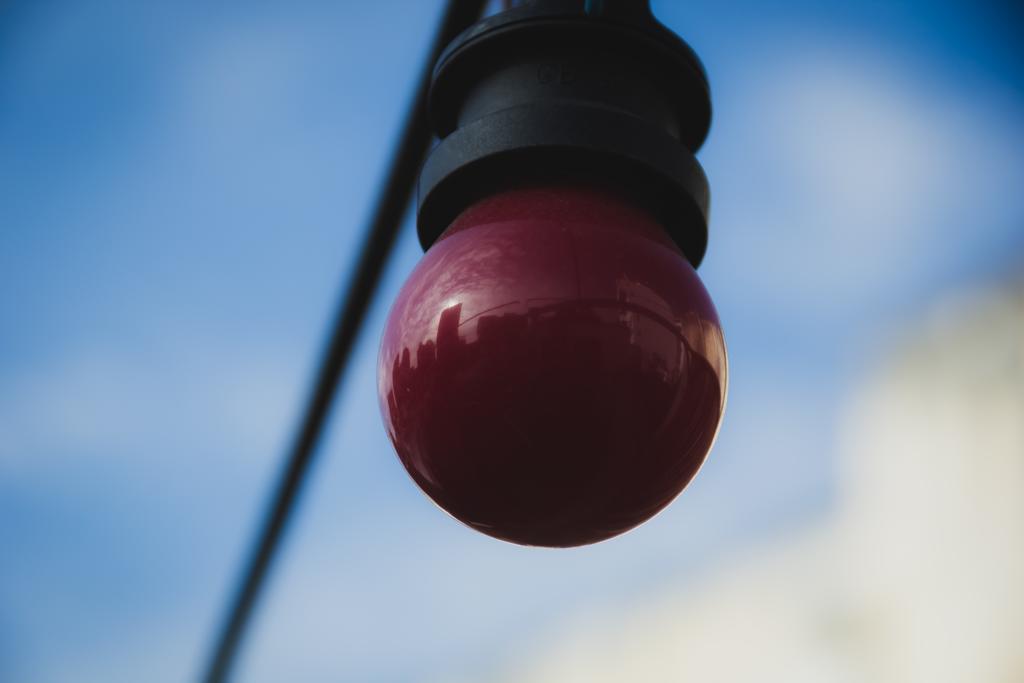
top-left (1, 0), bottom-right (1022, 681)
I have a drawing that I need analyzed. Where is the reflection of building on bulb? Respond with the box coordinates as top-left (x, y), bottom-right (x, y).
top-left (378, 1), bottom-right (725, 546)
top-left (379, 185), bottom-right (727, 546)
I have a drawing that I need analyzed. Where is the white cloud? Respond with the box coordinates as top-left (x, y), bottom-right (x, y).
top-left (0, 336), bottom-right (301, 473)
top-left (705, 42), bottom-right (1024, 316)
top-left (446, 282), bottom-right (1024, 683)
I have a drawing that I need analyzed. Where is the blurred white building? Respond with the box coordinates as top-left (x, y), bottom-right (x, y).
top-left (456, 283), bottom-right (1024, 683)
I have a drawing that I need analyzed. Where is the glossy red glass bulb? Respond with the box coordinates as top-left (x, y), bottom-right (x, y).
top-left (379, 184), bottom-right (727, 546)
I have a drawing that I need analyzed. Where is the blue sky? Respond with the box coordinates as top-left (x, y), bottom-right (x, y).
top-left (1, 1), bottom-right (1021, 681)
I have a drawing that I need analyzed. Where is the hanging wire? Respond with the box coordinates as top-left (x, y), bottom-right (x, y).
top-left (198, 2), bottom-right (487, 681)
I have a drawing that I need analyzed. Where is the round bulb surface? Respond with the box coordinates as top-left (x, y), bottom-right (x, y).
top-left (379, 185), bottom-right (727, 546)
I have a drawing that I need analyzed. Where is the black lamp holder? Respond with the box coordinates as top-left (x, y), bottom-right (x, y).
top-left (417, 0), bottom-right (713, 267)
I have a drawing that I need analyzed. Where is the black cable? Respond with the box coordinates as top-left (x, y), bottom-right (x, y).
top-left (199, 2), bottom-right (487, 681)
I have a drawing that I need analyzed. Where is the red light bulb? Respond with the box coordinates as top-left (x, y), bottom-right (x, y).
top-left (379, 184), bottom-right (727, 546)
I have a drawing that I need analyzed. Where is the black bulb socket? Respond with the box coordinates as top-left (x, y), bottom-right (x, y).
top-left (416, 0), bottom-right (713, 267)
